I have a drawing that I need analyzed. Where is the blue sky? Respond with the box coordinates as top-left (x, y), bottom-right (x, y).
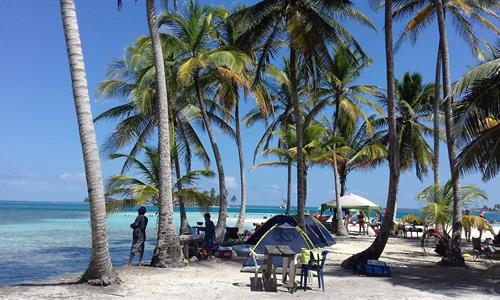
top-left (0, 0), bottom-right (498, 209)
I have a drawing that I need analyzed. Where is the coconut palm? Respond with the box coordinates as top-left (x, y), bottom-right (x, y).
top-left (417, 181), bottom-right (489, 235)
top-left (394, 72), bottom-right (436, 179)
top-left (158, 3), bottom-right (249, 243)
top-left (310, 45), bottom-right (382, 236)
top-left (393, 0), bottom-right (500, 265)
top-left (105, 146), bottom-right (214, 213)
top-left (59, 0), bottom-right (117, 285)
top-left (393, 0), bottom-right (500, 185)
top-left (454, 43), bottom-right (500, 181)
top-left (213, 9), bottom-right (273, 232)
top-left (232, 0), bottom-right (375, 228)
top-left (96, 38), bottom-right (216, 234)
top-left (244, 59), bottom-right (308, 215)
top-left (326, 116), bottom-right (387, 196)
top-left (341, 0), bottom-right (401, 270)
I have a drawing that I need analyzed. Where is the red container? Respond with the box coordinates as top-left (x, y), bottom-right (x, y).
top-left (217, 246), bottom-right (233, 259)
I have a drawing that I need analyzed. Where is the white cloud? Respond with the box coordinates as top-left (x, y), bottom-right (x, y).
top-left (270, 184), bottom-right (280, 190)
top-left (60, 172), bottom-right (86, 183)
top-left (225, 176), bottom-right (238, 189)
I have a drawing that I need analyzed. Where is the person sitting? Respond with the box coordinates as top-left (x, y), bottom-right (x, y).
top-left (201, 213), bottom-right (215, 260)
top-left (370, 213), bottom-right (381, 233)
top-left (357, 210), bottom-right (367, 235)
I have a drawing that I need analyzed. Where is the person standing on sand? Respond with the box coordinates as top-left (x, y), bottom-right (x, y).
top-left (128, 206), bottom-right (148, 266)
top-left (357, 210), bottom-right (367, 235)
top-left (464, 210), bottom-right (472, 242)
top-left (344, 211), bottom-right (352, 231)
top-left (202, 213), bottom-right (215, 259)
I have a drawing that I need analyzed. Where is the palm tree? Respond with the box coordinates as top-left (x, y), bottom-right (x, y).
top-left (59, 0), bottom-right (118, 285)
top-left (144, 0), bottom-right (183, 267)
top-left (214, 9), bottom-right (273, 233)
top-left (454, 43), bottom-right (500, 181)
top-left (393, 0), bottom-right (500, 266)
top-left (341, 0), bottom-right (401, 270)
top-left (244, 60), bottom-right (307, 215)
top-left (325, 116), bottom-right (387, 196)
top-left (96, 38), bottom-right (212, 234)
top-left (394, 0), bottom-right (500, 189)
top-left (105, 146), bottom-right (214, 213)
top-left (394, 72), bottom-right (436, 179)
top-left (232, 0), bottom-right (375, 228)
top-left (418, 181), bottom-right (489, 237)
top-left (311, 45), bottom-right (381, 236)
top-left (158, 3), bottom-right (249, 243)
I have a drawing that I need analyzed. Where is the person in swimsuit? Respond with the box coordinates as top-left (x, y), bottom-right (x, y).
top-left (128, 206), bottom-right (148, 266)
top-left (357, 210), bottom-right (367, 235)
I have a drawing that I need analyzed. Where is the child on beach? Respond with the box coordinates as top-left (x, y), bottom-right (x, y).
top-left (128, 206), bottom-right (148, 266)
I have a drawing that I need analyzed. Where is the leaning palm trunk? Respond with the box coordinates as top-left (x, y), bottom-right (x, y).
top-left (342, 0), bottom-right (400, 269)
top-left (286, 159), bottom-right (292, 215)
top-left (235, 102), bottom-right (247, 233)
top-left (194, 77), bottom-right (227, 243)
top-left (146, 0), bottom-right (182, 267)
top-left (433, 0), bottom-right (464, 266)
top-left (60, 0), bottom-right (117, 285)
top-left (290, 45), bottom-right (306, 229)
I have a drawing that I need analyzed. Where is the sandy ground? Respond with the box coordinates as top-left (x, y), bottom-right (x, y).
top-left (1, 236), bottom-right (499, 300)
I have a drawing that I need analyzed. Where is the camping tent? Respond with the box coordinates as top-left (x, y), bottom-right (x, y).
top-left (242, 223), bottom-right (314, 270)
top-left (246, 214), bottom-right (335, 248)
top-left (320, 193), bottom-right (380, 214)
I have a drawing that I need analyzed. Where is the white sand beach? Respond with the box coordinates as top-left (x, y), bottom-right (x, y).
top-left (1, 236), bottom-right (498, 300)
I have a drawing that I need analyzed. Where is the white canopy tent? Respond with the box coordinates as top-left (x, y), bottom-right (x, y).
top-left (320, 193), bottom-right (380, 214)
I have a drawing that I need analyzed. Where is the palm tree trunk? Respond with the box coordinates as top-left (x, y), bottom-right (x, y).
top-left (290, 44), bottom-right (306, 229)
top-left (433, 0), bottom-right (464, 266)
top-left (146, 0), bottom-right (182, 268)
top-left (433, 40), bottom-right (442, 189)
top-left (333, 94), bottom-right (348, 236)
top-left (174, 150), bottom-right (190, 235)
top-left (333, 156), bottom-right (348, 236)
top-left (286, 159), bottom-right (292, 215)
top-left (340, 172), bottom-right (347, 197)
top-left (341, 0), bottom-right (400, 270)
top-left (194, 75), bottom-right (227, 244)
top-left (235, 101), bottom-right (247, 233)
top-left (59, 0), bottom-right (117, 285)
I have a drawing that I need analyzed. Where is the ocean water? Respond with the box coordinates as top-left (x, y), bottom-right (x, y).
top-left (0, 201), bottom-right (498, 286)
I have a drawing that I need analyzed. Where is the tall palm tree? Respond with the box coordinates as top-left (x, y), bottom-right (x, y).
top-left (232, 0), bottom-right (375, 228)
top-left (341, 0), bottom-right (401, 270)
top-left (145, 0), bottom-right (182, 267)
top-left (311, 45), bottom-right (381, 236)
top-left (214, 9), bottom-right (272, 232)
top-left (392, 0), bottom-right (500, 265)
top-left (244, 60), bottom-right (307, 215)
top-left (394, 72), bottom-right (436, 179)
top-left (105, 146), bottom-right (214, 212)
top-left (96, 38), bottom-right (212, 234)
top-left (158, 3), bottom-right (249, 242)
top-left (59, 0), bottom-right (118, 285)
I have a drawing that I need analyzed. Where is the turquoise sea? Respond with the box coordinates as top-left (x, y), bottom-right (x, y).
top-left (0, 201), bottom-right (498, 286)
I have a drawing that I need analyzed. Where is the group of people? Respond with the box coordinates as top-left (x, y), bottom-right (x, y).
top-left (127, 207), bottom-right (216, 266)
top-left (340, 209), bottom-right (381, 235)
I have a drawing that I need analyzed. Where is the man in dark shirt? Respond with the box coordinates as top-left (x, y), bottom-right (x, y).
top-left (128, 206), bottom-right (148, 266)
top-left (203, 213), bottom-right (215, 259)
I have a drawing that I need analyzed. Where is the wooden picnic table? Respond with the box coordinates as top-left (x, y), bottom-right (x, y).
top-left (262, 245), bottom-right (297, 292)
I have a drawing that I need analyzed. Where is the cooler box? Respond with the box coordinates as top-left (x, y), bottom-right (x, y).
top-left (217, 246), bottom-right (234, 259)
top-left (358, 260), bottom-right (391, 277)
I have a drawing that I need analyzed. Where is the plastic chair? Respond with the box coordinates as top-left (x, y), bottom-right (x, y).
top-left (248, 248), bottom-right (276, 291)
top-left (300, 250), bottom-right (328, 291)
